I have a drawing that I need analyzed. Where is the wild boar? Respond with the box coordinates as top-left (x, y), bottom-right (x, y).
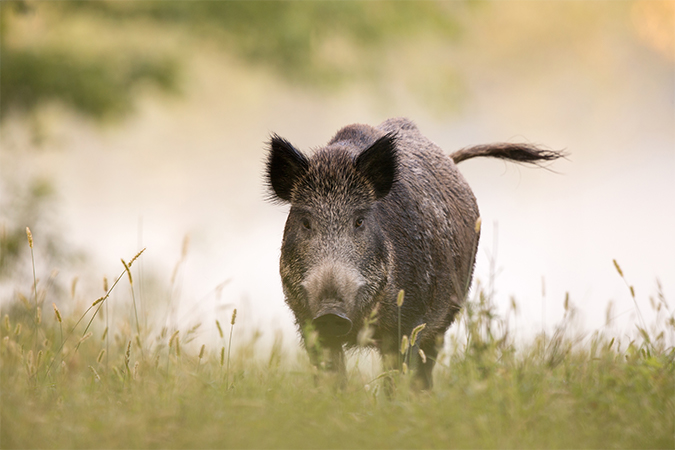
top-left (266, 117), bottom-right (563, 389)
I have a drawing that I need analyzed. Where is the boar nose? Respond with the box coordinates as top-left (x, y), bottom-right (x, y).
top-left (312, 312), bottom-right (353, 337)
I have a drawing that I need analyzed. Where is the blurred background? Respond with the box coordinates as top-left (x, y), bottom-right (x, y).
top-left (1, 1), bottom-right (673, 349)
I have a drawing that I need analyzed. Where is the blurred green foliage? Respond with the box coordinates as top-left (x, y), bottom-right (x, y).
top-left (1, 46), bottom-right (178, 120)
top-left (1, 0), bottom-right (464, 121)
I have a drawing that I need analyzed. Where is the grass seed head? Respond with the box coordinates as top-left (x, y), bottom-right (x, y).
top-left (510, 296), bottom-right (518, 313)
top-left (52, 303), bottom-right (62, 323)
top-left (605, 301), bottom-right (614, 327)
top-left (78, 332), bottom-right (93, 345)
top-left (410, 323), bottom-right (426, 347)
top-left (129, 248), bottom-right (146, 266)
top-left (18, 293), bottom-right (29, 308)
top-left (199, 344), bottom-right (205, 359)
top-left (369, 303), bottom-right (380, 322)
top-left (397, 289), bottom-right (405, 307)
top-left (418, 348), bottom-right (427, 363)
top-left (121, 259), bottom-right (133, 285)
top-left (231, 309), bottom-right (237, 325)
top-left (181, 235), bottom-right (190, 259)
top-left (103, 276), bottom-right (109, 292)
top-left (400, 335), bottom-right (409, 355)
top-left (26, 227), bottom-right (33, 248)
top-left (89, 365), bottom-right (101, 381)
top-left (4, 314), bottom-right (10, 331)
top-left (169, 330), bottom-right (180, 348)
top-left (220, 346), bottom-right (225, 366)
top-left (97, 349), bottom-right (106, 364)
top-left (613, 259), bottom-right (624, 277)
top-left (216, 320), bottom-right (224, 338)
top-left (357, 323), bottom-right (376, 347)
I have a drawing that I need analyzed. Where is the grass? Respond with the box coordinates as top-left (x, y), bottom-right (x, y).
top-left (1, 232), bottom-right (674, 449)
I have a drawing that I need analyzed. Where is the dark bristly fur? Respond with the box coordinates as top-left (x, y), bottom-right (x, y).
top-left (450, 143), bottom-right (565, 165)
top-left (267, 134), bottom-right (310, 203)
top-left (265, 117), bottom-right (564, 390)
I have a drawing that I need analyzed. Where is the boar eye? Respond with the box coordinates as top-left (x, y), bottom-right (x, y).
top-left (302, 218), bottom-right (312, 230)
top-left (354, 218), bottom-right (365, 228)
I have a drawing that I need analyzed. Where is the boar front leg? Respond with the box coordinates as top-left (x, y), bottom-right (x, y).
top-left (410, 339), bottom-right (439, 390)
top-left (306, 341), bottom-right (347, 388)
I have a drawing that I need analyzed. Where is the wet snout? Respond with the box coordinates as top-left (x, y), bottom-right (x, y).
top-left (312, 311), bottom-right (353, 337)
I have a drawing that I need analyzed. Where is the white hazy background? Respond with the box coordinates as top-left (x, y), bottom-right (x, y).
top-left (2, 1), bottom-right (673, 352)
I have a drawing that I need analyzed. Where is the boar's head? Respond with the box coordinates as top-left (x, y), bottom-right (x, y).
top-left (266, 132), bottom-right (397, 345)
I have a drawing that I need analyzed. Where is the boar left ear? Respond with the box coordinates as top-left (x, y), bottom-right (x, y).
top-left (266, 135), bottom-right (309, 203)
top-left (355, 133), bottom-right (398, 199)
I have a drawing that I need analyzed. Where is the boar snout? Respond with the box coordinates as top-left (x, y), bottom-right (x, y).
top-left (302, 262), bottom-right (365, 307)
top-left (313, 311), bottom-right (353, 337)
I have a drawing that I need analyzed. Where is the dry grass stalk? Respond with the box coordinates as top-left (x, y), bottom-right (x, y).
top-left (169, 330), bottom-right (180, 349)
top-left (418, 348), bottom-right (427, 363)
top-left (25, 227), bottom-right (33, 248)
top-left (52, 303), bottom-right (62, 323)
top-left (89, 365), bottom-right (101, 381)
top-left (226, 309), bottom-right (237, 386)
top-left (400, 335), bottom-right (409, 355)
top-left (121, 259), bottom-right (133, 286)
top-left (26, 227), bottom-right (39, 354)
top-left (410, 323), bottom-right (426, 347)
top-left (77, 332), bottom-right (93, 345)
top-left (71, 277), bottom-right (79, 299)
top-left (128, 248), bottom-right (146, 266)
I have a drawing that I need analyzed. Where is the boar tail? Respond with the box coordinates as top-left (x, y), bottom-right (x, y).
top-left (450, 143), bottom-right (566, 166)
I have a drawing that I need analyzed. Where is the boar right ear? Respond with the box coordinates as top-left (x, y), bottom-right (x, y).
top-left (355, 133), bottom-right (398, 199)
top-left (266, 135), bottom-right (309, 203)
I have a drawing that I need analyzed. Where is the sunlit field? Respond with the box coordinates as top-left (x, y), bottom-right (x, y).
top-left (2, 231), bottom-right (673, 449)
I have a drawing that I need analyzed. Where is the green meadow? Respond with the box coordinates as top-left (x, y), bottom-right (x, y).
top-left (1, 232), bottom-right (673, 449)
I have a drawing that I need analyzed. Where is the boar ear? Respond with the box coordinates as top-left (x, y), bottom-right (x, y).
top-left (355, 133), bottom-right (398, 199)
top-left (266, 135), bottom-right (309, 203)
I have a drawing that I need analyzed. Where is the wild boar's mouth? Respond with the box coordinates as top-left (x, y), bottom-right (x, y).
top-left (312, 311), bottom-right (353, 337)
